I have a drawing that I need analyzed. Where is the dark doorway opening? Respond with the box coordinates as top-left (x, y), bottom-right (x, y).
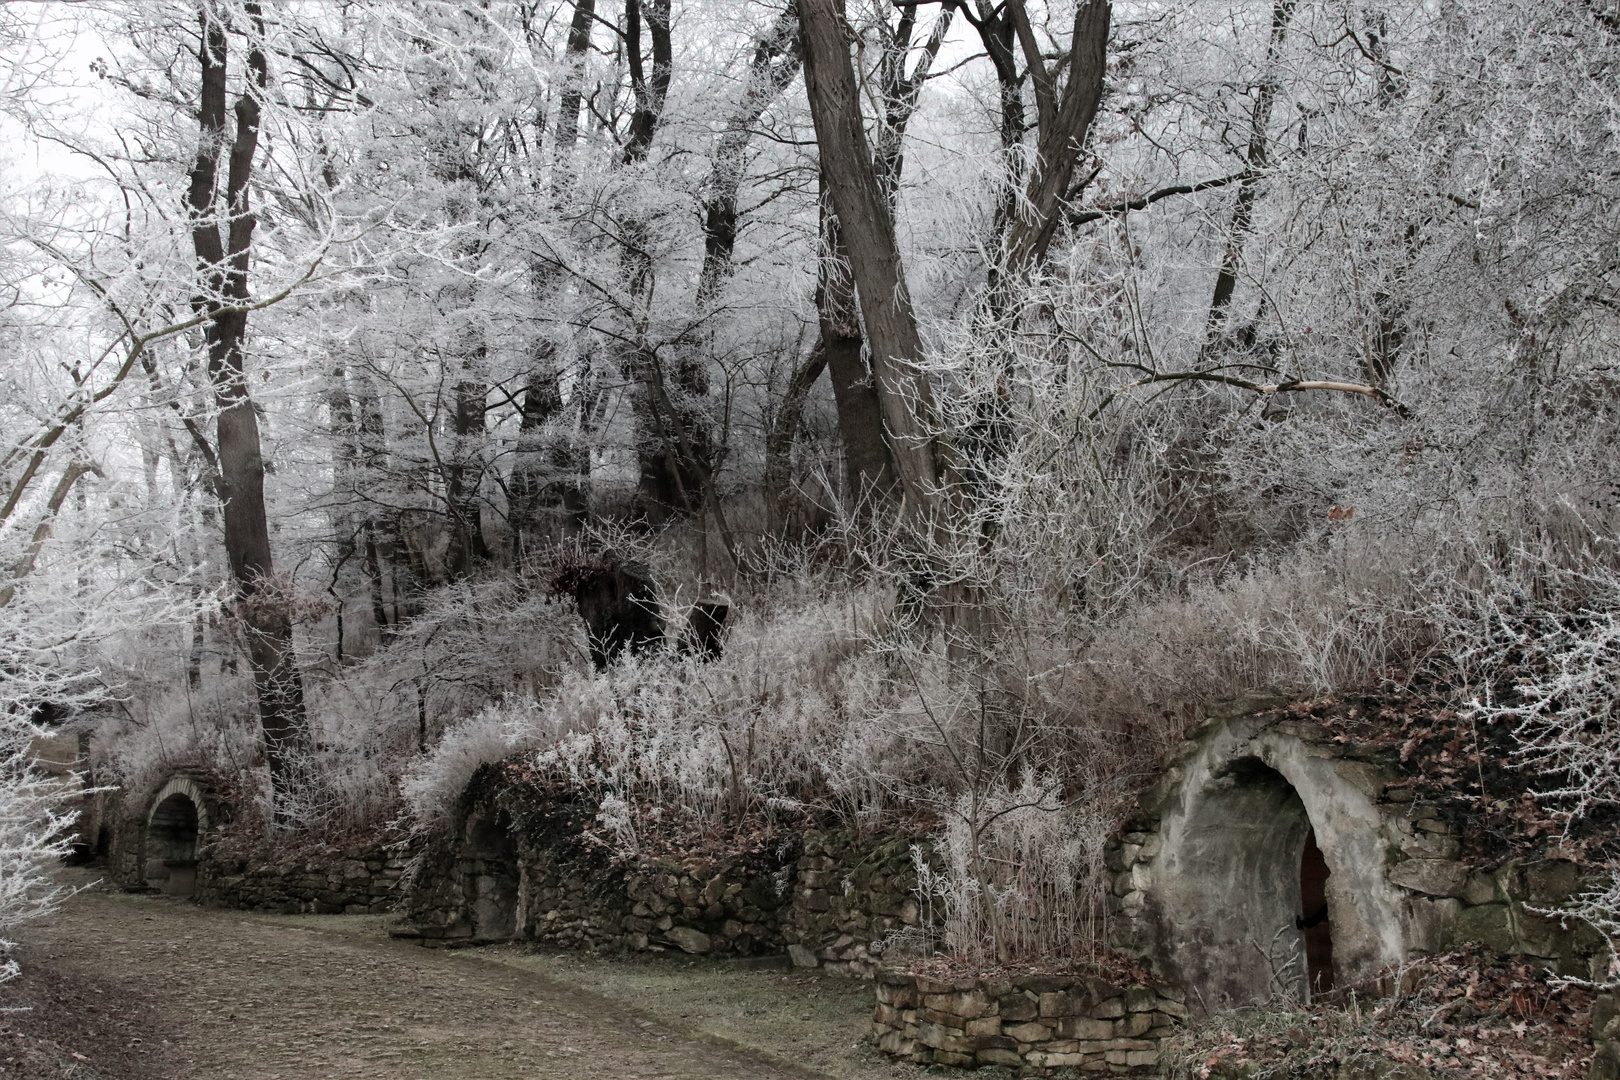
top-left (1299, 827), bottom-right (1335, 998)
top-left (146, 793), bottom-right (199, 897)
top-left (466, 810), bottom-right (519, 941)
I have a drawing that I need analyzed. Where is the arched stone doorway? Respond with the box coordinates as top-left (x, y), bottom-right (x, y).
top-left (1152, 757), bottom-right (1318, 1004)
top-left (1126, 708), bottom-right (1406, 1011)
top-left (464, 809), bottom-right (519, 941)
top-left (144, 777), bottom-right (209, 898)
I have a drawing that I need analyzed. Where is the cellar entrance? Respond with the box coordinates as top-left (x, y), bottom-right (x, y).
top-left (465, 809), bottom-right (519, 941)
top-left (1153, 757), bottom-right (1331, 1007)
top-left (146, 791), bottom-right (200, 897)
top-left (1300, 828), bottom-right (1336, 998)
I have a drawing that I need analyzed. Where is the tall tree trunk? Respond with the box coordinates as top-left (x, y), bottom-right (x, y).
top-left (346, 362), bottom-right (411, 633)
top-left (615, 0), bottom-right (701, 524)
top-left (777, 2), bottom-right (945, 523)
top-left (621, 0), bottom-right (672, 168)
top-left (696, 2), bottom-right (802, 311)
top-left (443, 359), bottom-right (488, 579)
top-left (510, 340), bottom-right (588, 554)
top-left (553, 0), bottom-right (595, 171)
top-left (970, 0), bottom-right (1027, 280)
top-left (326, 357), bottom-right (360, 662)
top-left (817, 181), bottom-right (895, 503)
top-left (187, 4), bottom-right (307, 795)
top-left (762, 342), bottom-right (829, 534)
top-left (799, 0), bottom-right (948, 519)
top-left (1000, 0), bottom-right (1111, 276)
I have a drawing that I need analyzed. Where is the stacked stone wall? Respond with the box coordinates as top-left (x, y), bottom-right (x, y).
top-left (872, 969), bottom-right (1183, 1071)
top-left (781, 830), bottom-right (928, 974)
top-left (196, 845), bottom-right (406, 914)
top-left (394, 792), bottom-right (933, 970)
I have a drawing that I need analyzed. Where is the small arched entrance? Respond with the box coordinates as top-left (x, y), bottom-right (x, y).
top-left (1135, 710), bottom-right (1407, 1011)
top-left (1154, 757), bottom-right (1321, 1005)
top-left (464, 809), bottom-right (519, 941)
top-left (146, 792), bottom-right (200, 897)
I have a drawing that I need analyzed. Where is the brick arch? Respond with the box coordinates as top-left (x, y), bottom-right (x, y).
top-left (147, 776), bottom-right (212, 833)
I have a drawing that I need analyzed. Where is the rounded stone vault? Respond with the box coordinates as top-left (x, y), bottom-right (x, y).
top-left (1109, 701), bottom-right (1409, 1011)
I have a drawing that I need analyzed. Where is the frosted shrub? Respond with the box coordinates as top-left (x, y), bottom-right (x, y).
top-left (1445, 562), bottom-right (1620, 979)
top-left (270, 743), bottom-right (398, 841)
top-left (400, 701), bottom-right (542, 830)
top-left (0, 657), bottom-right (94, 980)
top-left (94, 679), bottom-right (264, 804)
top-left (402, 585), bottom-right (900, 842)
top-left (1463, 575), bottom-right (1620, 821)
top-left (914, 773), bottom-right (1113, 968)
top-left (0, 706), bottom-right (85, 980)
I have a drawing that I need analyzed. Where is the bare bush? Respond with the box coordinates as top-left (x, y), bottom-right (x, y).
top-left (913, 773), bottom-right (1114, 968)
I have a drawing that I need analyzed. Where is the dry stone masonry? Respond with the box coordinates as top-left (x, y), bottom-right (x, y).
top-left (872, 969), bottom-right (1184, 1072)
top-left (393, 772), bottom-right (930, 969)
top-left (782, 831), bottom-right (925, 974)
top-left (105, 773), bottom-right (408, 914)
top-left (196, 846), bottom-right (406, 914)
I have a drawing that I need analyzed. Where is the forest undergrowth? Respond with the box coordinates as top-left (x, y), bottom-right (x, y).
top-left (1161, 948), bottom-right (1595, 1080)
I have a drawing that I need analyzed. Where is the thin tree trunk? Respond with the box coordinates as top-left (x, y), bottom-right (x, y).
top-left (971, 0), bottom-right (1026, 281)
top-left (0, 463), bottom-right (93, 608)
top-left (327, 356), bottom-right (361, 659)
top-left (1203, 0), bottom-right (1295, 345)
top-left (617, 0), bottom-right (702, 523)
top-left (872, 3), bottom-right (953, 207)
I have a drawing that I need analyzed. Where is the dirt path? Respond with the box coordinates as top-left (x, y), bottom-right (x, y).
top-left (18, 883), bottom-right (838, 1080)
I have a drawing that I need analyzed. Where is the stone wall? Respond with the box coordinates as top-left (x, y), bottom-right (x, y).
top-left (197, 845), bottom-right (406, 915)
top-left (782, 830), bottom-right (927, 974)
top-left (1592, 993), bottom-right (1620, 1080)
top-left (394, 775), bottom-right (932, 969)
top-left (872, 969), bottom-right (1183, 1071)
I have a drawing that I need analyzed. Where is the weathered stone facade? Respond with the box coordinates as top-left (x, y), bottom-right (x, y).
top-left (1105, 696), bottom-right (1609, 1011)
top-left (1592, 993), bottom-right (1620, 1080)
top-left (872, 968), bottom-right (1184, 1072)
top-left (107, 773), bottom-right (226, 896)
top-left (782, 831), bottom-right (925, 974)
top-left (393, 773), bottom-right (931, 970)
top-left (104, 771), bottom-right (406, 914)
